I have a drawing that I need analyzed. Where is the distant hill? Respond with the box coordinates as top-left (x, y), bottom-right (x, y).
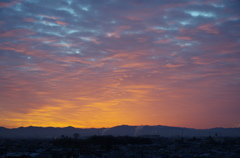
top-left (0, 125), bottom-right (239, 138)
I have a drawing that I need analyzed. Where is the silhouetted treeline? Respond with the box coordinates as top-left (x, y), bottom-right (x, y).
top-left (52, 135), bottom-right (152, 147)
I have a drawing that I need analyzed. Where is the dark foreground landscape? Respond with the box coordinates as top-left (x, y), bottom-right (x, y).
top-left (0, 125), bottom-right (240, 158)
top-left (0, 135), bottom-right (240, 158)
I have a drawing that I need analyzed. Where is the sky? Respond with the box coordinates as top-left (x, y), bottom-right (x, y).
top-left (0, 0), bottom-right (240, 129)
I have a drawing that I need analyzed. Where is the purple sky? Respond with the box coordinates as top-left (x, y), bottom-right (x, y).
top-left (0, 0), bottom-right (240, 129)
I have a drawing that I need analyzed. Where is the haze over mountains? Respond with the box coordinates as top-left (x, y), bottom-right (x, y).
top-left (0, 125), bottom-right (239, 138)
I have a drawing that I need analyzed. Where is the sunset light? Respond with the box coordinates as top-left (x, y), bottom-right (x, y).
top-left (0, 0), bottom-right (240, 129)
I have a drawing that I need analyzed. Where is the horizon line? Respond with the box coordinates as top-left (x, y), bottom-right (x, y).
top-left (1, 124), bottom-right (239, 130)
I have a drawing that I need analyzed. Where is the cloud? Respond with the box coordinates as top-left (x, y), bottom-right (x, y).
top-left (176, 36), bottom-right (192, 40)
top-left (164, 63), bottom-right (184, 68)
top-left (55, 20), bottom-right (68, 26)
top-left (23, 18), bottom-right (35, 22)
top-left (0, 0), bottom-right (21, 8)
top-left (0, 29), bottom-right (35, 37)
top-left (0, 0), bottom-right (240, 129)
top-left (185, 11), bottom-right (216, 18)
top-left (198, 23), bottom-right (219, 34)
top-left (106, 25), bottom-right (131, 38)
top-left (38, 15), bottom-right (60, 20)
top-left (154, 39), bottom-right (172, 44)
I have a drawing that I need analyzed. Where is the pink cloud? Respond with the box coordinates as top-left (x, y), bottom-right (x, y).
top-left (20, 37), bottom-right (56, 43)
top-left (199, 38), bottom-right (238, 55)
top-left (145, 27), bottom-right (165, 33)
top-left (51, 43), bottom-right (75, 47)
top-left (0, 42), bottom-right (48, 57)
top-left (55, 21), bottom-right (68, 26)
top-left (179, 28), bottom-right (186, 33)
top-left (123, 8), bottom-right (155, 21)
top-left (0, 0), bottom-right (21, 8)
top-left (198, 23), bottom-right (219, 34)
top-left (126, 16), bottom-right (142, 21)
top-left (106, 25), bottom-right (131, 38)
top-left (164, 64), bottom-right (184, 68)
top-left (38, 15), bottom-right (60, 20)
top-left (23, 18), bottom-right (36, 22)
top-left (89, 38), bottom-right (101, 44)
top-left (0, 29), bottom-right (35, 37)
top-left (191, 55), bottom-right (238, 66)
top-left (154, 39), bottom-right (172, 44)
top-left (176, 36), bottom-right (192, 40)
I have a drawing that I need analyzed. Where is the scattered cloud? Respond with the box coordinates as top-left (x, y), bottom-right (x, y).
top-left (0, 0), bottom-right (239, 129)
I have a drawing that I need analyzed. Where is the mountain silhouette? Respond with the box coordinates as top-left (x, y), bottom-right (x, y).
top-left (0, 125), bottom-right (239, 138)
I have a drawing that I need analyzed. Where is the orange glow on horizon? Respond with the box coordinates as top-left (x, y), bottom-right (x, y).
top-left (0, 0), bottom-right (239, 130)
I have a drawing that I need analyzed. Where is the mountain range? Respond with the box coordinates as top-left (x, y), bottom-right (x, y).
top-left (0, 125), bottom-right (239, 138)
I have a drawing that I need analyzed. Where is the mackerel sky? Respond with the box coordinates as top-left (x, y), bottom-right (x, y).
top-left (0, 0), bottom-right (240, 129)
